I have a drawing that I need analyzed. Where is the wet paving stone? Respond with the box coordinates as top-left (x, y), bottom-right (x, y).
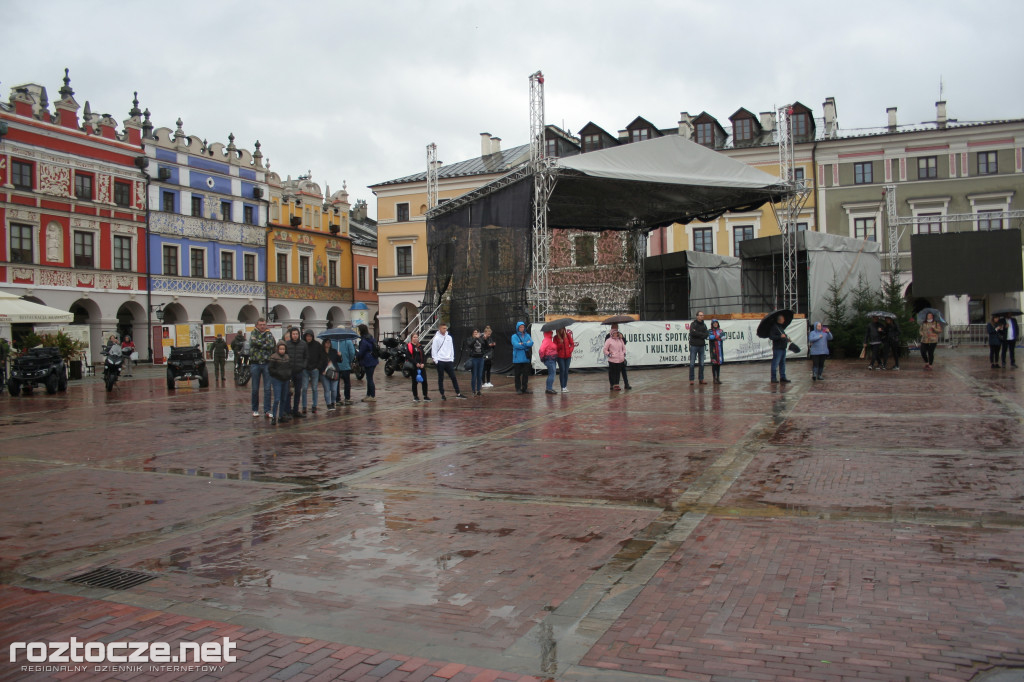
top-left (770, 413), bottom-right (1024, 450)
top-left (582, 516), bottom-right (1024, 680)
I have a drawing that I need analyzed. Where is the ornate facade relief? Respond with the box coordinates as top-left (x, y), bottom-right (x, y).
top-left (46, 222), bottom-right (64, 261)
top-left (39, 164), bottom-right (71, 196)
top-left (96, 173), bottom-right (111, 204)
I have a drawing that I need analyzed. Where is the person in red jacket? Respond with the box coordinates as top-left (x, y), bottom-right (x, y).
top-left (553, 327), bottom-right (576, 393)
top-left (540, 330), bottom-right (558, 394)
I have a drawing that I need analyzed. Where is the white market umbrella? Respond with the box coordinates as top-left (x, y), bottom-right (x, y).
top-left (0, 290), bottom-right (74, 324)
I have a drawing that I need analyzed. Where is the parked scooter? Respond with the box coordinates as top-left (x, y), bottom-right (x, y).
top-left (102, 344), bottom-right (124, 392)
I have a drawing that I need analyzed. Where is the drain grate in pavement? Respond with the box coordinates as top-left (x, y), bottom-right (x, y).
top-left (66, 566), bottom-right (157, 590)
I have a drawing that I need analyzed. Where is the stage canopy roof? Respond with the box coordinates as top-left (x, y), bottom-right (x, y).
top-left (429, 134), bottom-right (793, 231)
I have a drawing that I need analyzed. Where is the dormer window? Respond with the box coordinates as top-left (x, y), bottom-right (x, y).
top-left (545, 138), bottom-right (558, 158)
top-left (734, 118), bottom-right (753, 143)
top-left (792, 113), bottom-right (809, 139)
top-left (630, 128), bottom-right (650, 143)
top-left (583, 134), bottom-right (601, 152)
top-left (696, 123), bottom-right (714, 146)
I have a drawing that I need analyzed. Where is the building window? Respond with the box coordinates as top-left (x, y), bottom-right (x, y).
top-left (583, 134), bottom-right (601, 152)
top-left (396, 203), bottom-right (410, 222)
top-left (793, 167), bottom-right (805, 183)
top-left (854, 162), bottom-right (873, 184)
top-left (854, 217), bottom-right (876, 241)
top-left (74, 173), bottom-right (93, 201)
top-left (244, 253), bottom-right (256, 281)
top-left (792, 113), bottom-right (809, 139)
top-left (113, 235), bottom-right (132, 271)
top-left (221, 201), bottom-right (231, 222)
top-left (978, 210), bottom-right (1003, 231)
top-left (299, 255), bottom-right (310, 284)
top-left (915, 213), bottom-right (942, 235)
top-left (9, 223), bottom-right (33, 263)
top-left (358, 265), bottom-right (368, 290)
top-left (162, 191), bottom-right (175, 213)
top-left (630, 128), bottom-right (650, 143)
top-left (276, 253), bottom-right (288, 283)
top-left (545, 138), bottom-right (558, 158)
top-left (114, 181), bottom-right (131, 207)
top-left (191, 195), bottom-right (203, 217)
top-left (732, 225), bottom-right (754, 257)
top-left (574, 235), bottom-right (595, 266)
top-left (73, 231), bottom-right (94, 268)
top-left (734, 118), bottom-right (752, 142)
top-left (162, 245), bottom-right (178, 276)
top-left (221, 251), bottom-right (234, 280)
top-left (696, 123), bottom-right (713, 146)
top-left (796, 222), bottom-right (809, 232)
top-left (190, 248), bottom-right (205, 277)
top-left (373, 267), bottom-right (378, 291)
top-left (978, 151), bottom-right (998, 175)
top-left (12, 160), bottom-right (34, 190)
top-left (329, 259), bottom-right (338, 287)
top-left (244, 205), bottom-right (255, 225)
top-left (917, 156), bottom-right (937, 180)
top-left (693, 227), bottom-right (713, 253)
top-left (396, 245), bottom-right (412, 276)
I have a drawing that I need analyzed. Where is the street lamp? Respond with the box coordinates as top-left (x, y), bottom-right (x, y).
top-left (151, 304), bottom-right (165, 322)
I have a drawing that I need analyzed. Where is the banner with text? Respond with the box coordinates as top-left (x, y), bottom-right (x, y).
top-left (530, 319), bottom-right (808, 370)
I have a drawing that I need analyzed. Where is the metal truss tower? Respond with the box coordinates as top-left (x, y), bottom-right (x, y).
top-left (529, 70), bottom-right (555, 324)
top-left (426, 143), bottom-right (439, 211)
top-left (770, 105), bottom-right (811, 312)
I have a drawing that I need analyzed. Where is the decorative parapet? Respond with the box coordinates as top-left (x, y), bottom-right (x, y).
top-left (152, 276), bottom-right (265, 298)
top-left (268, 283), bottom-right (353, 303)
top-left (150, 213), bottom-right (266, 247)
top-left (6, 264), bottom-right (141, 290)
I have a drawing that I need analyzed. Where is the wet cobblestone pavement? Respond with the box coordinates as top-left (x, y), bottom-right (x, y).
top-left (1, 350), bottom-right (1023, 681)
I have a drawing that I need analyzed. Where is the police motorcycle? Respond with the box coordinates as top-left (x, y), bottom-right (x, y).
top-left (102, 344), bottom-right (124, 392)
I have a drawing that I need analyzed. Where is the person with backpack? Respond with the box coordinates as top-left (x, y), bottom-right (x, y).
top-left (356, 323), bottom-right (379, 402)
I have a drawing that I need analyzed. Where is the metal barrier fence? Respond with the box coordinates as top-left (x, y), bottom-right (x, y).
top-left (948, 324), bottom-right (991, 347)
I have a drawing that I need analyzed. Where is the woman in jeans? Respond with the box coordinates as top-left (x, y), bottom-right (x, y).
top-left (540, 330), bottom-right (558, 394)
top-left (268, 342), bottom-right (292, 425)
top-left (481, 326), bottom-right (497, 388)
top-left (553, 327), bottom-right (575, 392)
top-left (408, 332), bottom-right (431, 402)
top-left (356, 324), bottom-right (378, 402)
top-left (465, 329), bottom-right (487, 397)
top-left (321, 339), bottom-right (339, 410)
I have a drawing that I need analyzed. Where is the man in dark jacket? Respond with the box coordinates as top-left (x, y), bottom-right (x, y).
top-left (304, 330), bottom-right (328, 413)
top-left (688, 311), bottom-right (709, 385)
top-left (284, 327), bottom-right (308, 418)
top-left (1001, 315), bottom-right (1019, 368)
top-left (770, 314), bottom-right (791, 383)
top-left (210, 334), bottom-right (228, 382)
top-left (864, 317), bottom-right (885, 370)
top-left (231, 331), bottom-right (246, 370)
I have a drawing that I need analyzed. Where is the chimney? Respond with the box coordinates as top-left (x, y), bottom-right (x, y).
top-left (677, 112), bottom-right (693, 138)
top-left (490, 136), bottom-right (501, 155)
top-left (887, 107), bottom-right (898, 133)
top-left (759, 111), bottom-right (776, 133)
top-left (936, 101), bottom-right (947, 129)
top-left (480, 132), bottom-right (491, 157)
top-left (822, 97), bottom-right (837, 138)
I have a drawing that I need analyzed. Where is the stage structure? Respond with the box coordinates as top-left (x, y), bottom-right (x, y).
top-left (740, 231), bottom-right (881, 324)
top-left (644, 250), bottom-right (743, 320)
top-left (421, 80), bottom-right (794, 368)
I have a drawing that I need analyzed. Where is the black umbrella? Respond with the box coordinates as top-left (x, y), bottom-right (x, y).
top-left (601, 314), bottom-right (636, 325)
top-left (866, 310), bottom-right (897, 319)
top-left (916, 308), bottom-right (946, 324)
top-left (993, 308), bottom-right (1023, 317)
top-left (540, 317), bottom-right (576, 332)
top-left (318, 328), bottom-right (359, 340)
top-left (756, 309), bottom-right (794, 339)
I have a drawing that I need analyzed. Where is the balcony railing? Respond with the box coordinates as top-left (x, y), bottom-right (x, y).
top-left (152, 275), bottom-right (265, 298)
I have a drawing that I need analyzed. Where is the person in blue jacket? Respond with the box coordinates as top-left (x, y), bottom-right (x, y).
top-left (356, 323), bottom-right (379, 402)
top-left (511, 321), bottom-right (534, 394)
top-left (334, 336), bottom-right (357, 405)
top-left (808, 321), bottom-right (833, 381)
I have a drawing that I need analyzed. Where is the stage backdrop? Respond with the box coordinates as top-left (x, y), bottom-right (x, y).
top-left (530, 320), bottom-right (808, 370)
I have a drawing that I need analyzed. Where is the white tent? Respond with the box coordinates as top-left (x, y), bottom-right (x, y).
top-left (0, 291), bottom-right (74, 324)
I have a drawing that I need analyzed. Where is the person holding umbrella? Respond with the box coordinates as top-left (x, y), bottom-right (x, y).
top-left (918, 310), bottom-right (943, 369)
top-left (554, 326), bottom-right (576, 393)
top-left (603, 326), bottom-right (627, 390)
top-left (601, 317), bottom-right (634, 390)
top-left (997, 311), bottom-right (1019, 368)
top-left (987, 314), bottom-right (1005, 369)
top-left (864, 316), bottom-right (886, 370)
top-left (769, 313), bottom-right (792, 383)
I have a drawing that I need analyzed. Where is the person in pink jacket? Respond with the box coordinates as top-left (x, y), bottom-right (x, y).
top-left (603, 328), bottom-right (627, 390)
top-left (540, 331), bottom-right (559, 394)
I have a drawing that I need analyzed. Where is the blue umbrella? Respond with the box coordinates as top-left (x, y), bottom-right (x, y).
top-left (318, 328), bottom-right (359, 341)
top-left (916, 308), bottom-right (946, 324)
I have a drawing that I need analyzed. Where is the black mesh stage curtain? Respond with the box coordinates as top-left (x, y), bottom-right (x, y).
top-left (424, 178), bottom-right (533, 370)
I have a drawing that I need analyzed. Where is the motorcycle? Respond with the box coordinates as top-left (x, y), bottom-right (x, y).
top-left (102, 345), bottom-right (124, 392)
top-left (234, 354), bottom-right (251, 386)
top-left (380, 338), bottom-right (411, 377)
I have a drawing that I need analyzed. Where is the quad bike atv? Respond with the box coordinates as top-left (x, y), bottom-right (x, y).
top-left (166, 345), bottom-right (210, 389)
top-left (8, 347), bottom-right (67, 396)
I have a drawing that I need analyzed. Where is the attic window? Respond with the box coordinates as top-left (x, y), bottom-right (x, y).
top-left (734, 118), bottom-right (752, 143)
top-left (792, 113), bottom-right (809, 139)
top-left (583, 134), bottom-right (601, 152)
top-left (630, 128), bottom-right (650, 143)
top-left (696, 123), bottom-right (714, 147)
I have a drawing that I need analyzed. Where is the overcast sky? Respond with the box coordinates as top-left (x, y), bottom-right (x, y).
top-left (3, 0), bottom-right (1021, 219)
